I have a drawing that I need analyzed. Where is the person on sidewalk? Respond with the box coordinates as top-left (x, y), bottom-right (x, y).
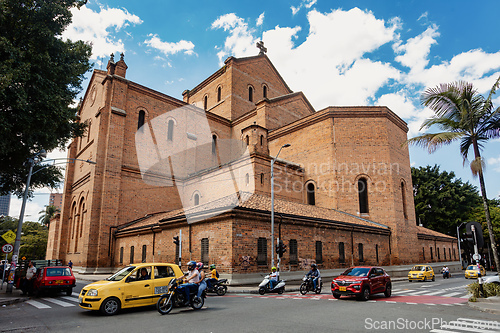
top-left (22, 262), bottom-right (36, 296)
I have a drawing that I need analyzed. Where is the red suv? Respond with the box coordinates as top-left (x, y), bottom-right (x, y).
top-left (331, 266), bottom-right (391, 301)
top-left (33, 266), bottom-right (76, 296)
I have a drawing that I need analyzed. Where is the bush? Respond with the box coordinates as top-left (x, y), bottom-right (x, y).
top-left (466, 282), bottom-right (500, 301)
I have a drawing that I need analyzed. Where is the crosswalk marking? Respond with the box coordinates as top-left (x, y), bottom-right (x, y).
top-left (61, 296), bottom-right (79, 302)
top-left (441, 292), bottom-right (462, 297)
top-left (43, 298), bottom-right (75, 307)
top-left (392, 289), bottom-right (416, 294)
top-left (25, 300), bottom-right (51, 309)
top-left (431, 317), bottom-right (500, 333)
top-left (423, 291), bottom-right (448, 296)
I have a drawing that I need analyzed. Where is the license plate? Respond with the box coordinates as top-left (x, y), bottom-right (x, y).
top-left (55, 280), bottom-right (63, 284)
top-left (339, 286), bottom-right (347, 291)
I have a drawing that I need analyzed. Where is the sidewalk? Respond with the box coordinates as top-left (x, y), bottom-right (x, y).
top-left (468, 296), bottom-right (500, 315)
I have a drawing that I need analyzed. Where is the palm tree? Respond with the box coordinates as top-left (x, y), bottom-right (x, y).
top-left (406, 75), bottom-right (500, 275)
top-left (38, 205), bottom-right (60, 227)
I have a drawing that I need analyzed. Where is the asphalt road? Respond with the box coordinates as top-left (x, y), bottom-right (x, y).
top-left (1, 276), bottom-right (499, 333)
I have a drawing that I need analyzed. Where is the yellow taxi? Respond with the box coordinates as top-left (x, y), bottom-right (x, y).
top-left (408, 265), bottom-right (435, 282)
top-left (465, 264), bottom-right (486, 279)
top-left (79, 263), bottom-right (184, 315)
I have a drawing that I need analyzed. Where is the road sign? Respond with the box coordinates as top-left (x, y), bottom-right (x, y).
top-left (1, 244), bottom-right (13, 254)
top-left (473, 253), bottom-right (481, 261)
top-left (1, 230), bottom-right (16, 244)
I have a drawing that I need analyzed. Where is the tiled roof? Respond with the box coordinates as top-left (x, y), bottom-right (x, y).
top-left (416, 225), bottom-right (456, 240)
top-left (117, 192), bottom-right (389, 233)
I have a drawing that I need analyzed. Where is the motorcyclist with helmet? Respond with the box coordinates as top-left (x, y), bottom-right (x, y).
top-left (206, 264), bottom-right (219, 289)
top-left (177, 261), bottom-right (200, 305)
top-left (306, 263), bottom-right (320, 291)
top-left (196, 262), bottom-right (207, 298)
top-left (269, 266), bottom-right (278, 289)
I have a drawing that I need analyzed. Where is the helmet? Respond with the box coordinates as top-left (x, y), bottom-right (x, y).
top-left (311, 263), bottom-right (317, 269)
top-left (209, 264), bottom-right (216, 270)
top-left (187, 261), bottom-right (197, 270)
top-left (271, 266), bottom-right (277, 271)
top-left (196, 262), bottom-right (204, 270)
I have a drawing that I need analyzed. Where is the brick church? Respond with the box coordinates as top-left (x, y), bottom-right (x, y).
top-left (46, 47), bottom-right (458, 276)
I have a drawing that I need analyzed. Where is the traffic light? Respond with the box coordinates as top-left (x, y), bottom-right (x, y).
top-left (173, 236), bottom-right (180, 246)
top-left (276, 240), bottom-right (287, 257)
top-left (466, 221), bottom-right (484, 248)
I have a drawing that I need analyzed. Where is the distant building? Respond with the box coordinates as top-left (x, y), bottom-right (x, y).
top-left (49, 193), bottom-right (63, 211)
top-left (0, 194), bottom-right (10, 216)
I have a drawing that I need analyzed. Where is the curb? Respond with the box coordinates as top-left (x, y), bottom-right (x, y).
top-left (467, 301), bottom-right (500, 315)
top-left (0, 297), bottom-right (26, 307)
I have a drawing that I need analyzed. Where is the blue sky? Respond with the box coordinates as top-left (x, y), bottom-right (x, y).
top-left (9, 0), bottom-right (500, 222)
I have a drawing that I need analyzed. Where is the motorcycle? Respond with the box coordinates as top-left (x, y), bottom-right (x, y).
top-left (206, 278), bottom-right (228, 296)
top-left (442, 271), bottom-right (450, 279)
top-left (258, 275), bottom-right (286, 295)
top-left (299, 275), bottom-right (322, 295)
top-left (156, 278), bottom-right (206, 315)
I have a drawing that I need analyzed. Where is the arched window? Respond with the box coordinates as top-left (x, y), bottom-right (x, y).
top-left (87, 120), bottom-right (92, 142)
top-left (307, 183), bottom-right (315, 205)
top-left (401, 181), bottom-right (408, 219)
top-left (339, 242), bottom-right (345, 263)
top-left (246, 135), bottom-right (249, 146)
top-left (194, 193), bottom-right (200, 206)
top-left (260, 173), bottom-right (264, 185)
top-left (263, 85), bottom-right (267, 99)
top-left (217, 86), bottom-right (222, 102)
top-left (204, 95), bottom-right (208, 110)
top-left (358, 178), bottom-right (369, 214)
top-left (212, 135), bottom-right (217, 156)
top-left (130, 246), bottom-right (135, 264)
top-left (260, 135), bottom-right (264, 146)
top-left (142, 245), bottom-right (147, 263)
top-left (358, 243), bottom-right (364, 262)
top-left (167, 119), bottom-right (174, 141)
top-left (119, 247), bottom-right (124, 264)
top-left (138, 110), bottom-right (145, 130)
top-left (248, 86), bottom-right (253, 102)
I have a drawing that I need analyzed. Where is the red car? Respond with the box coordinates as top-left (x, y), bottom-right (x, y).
top-left (33, 266), bottom-right (76, 296)
top-left (331, 266), bottom-right (391, 301)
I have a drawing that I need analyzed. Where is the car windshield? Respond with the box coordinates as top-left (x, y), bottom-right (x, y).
top-left (411, 266), bottom-right (425, 271)
top-left (46, 268), bottom-right (72, 277)
top-left (466, 265), bottom-right (481, 271)
top-left (342, 267), bottom-right (370, 277)
top-left (106, 266), bottom-right (135, 281)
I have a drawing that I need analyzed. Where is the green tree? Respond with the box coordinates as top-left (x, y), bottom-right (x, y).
top-left (412, 165), bottom-right (481, 234)
top-left (38, 205), bottom-right (60, 227)
top-left (0, 217), bottom-right (48, 260)
top-left (406, 76), bottom-right (500, 275)
top-left (0, 0), bottom-right (92, 197)
top-left (469, 199), bottom-right (500, 257)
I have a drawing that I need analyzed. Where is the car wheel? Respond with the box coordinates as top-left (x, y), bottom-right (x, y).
top-left (157, 295), bottom-right (173, 315)
top-left (424, 276), bottom-right (427, 282)
top-left (216, 286), bottom-right (227, 296)
top-left (66, 288), bottom-right (72, 296)
top-left (315, 286), bottom-right (322, 294)
top-left (384, 283), bottom-right (392, 298)
top-left (258, 287), bottom-right (266, 295)
top-left (408, 279), bottom-right (412, 282)
top-left (432, 275), bottom-right (435, 282)
top-left (100, 297), bottom-right (120, 316)
top-left (277, 287), bottom-right (284, 295)
top-left (191, 296), bottom-right (204, 310)
top-left (333, 293), bottom-right (341, 299)
top-left (299, 283), bottom-right (308, 295)
top-left (358, 287), bottom-right (370, 301)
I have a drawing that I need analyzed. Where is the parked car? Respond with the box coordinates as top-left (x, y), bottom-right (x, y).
top-left (79, 263), bottom-right (184, 315)
top-left (408, 265), bottom-right (435, 282)
top-left (33, 266), bottom-right (76, 296)
top-left (465, 264), bottom-right (486, 279)
top-left (483, 273), bottom-right (499, 285)
top-left (331, 266), bottom-right (391, 301)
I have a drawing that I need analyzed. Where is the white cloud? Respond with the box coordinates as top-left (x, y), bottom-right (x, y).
top-left (256, 12), bottom-right (265, 26)
top-left (291, 6), bottom-right (300, 16)
top-left (291, 0), bottom-right (317, 15)
top-left (212, 13), bottom-right (259, 64)
top-left (144, 34), bottom-right (195, 56)
top-left (488, 156), bottom-right (500, 172)
top-left (394, 24), bottom-right (439, 72)
top-left (62, 5), bottom-right (142, 59)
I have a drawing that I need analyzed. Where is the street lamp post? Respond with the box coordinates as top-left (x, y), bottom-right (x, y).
top-left (5, 152), bottom-right (96, 293)
top-left (457, 222), bottom-right (466, 270)
top-left (271, 143), bottom-right (291, 268)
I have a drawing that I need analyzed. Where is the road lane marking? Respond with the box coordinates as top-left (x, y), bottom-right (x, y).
top-left (441, 292), bottom-right (462, 297)
top-left (43, 298), bottom-right (75, 307)
top-left (25, 300), bottom-right (51, 309)
top-left (422, 291), bottom-right (446, 296)
top-left (61, 296), bottom-right (79, 302)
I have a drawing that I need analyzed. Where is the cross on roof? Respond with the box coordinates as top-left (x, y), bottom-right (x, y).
top-left (256, 41), bottom-right (267, 55)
